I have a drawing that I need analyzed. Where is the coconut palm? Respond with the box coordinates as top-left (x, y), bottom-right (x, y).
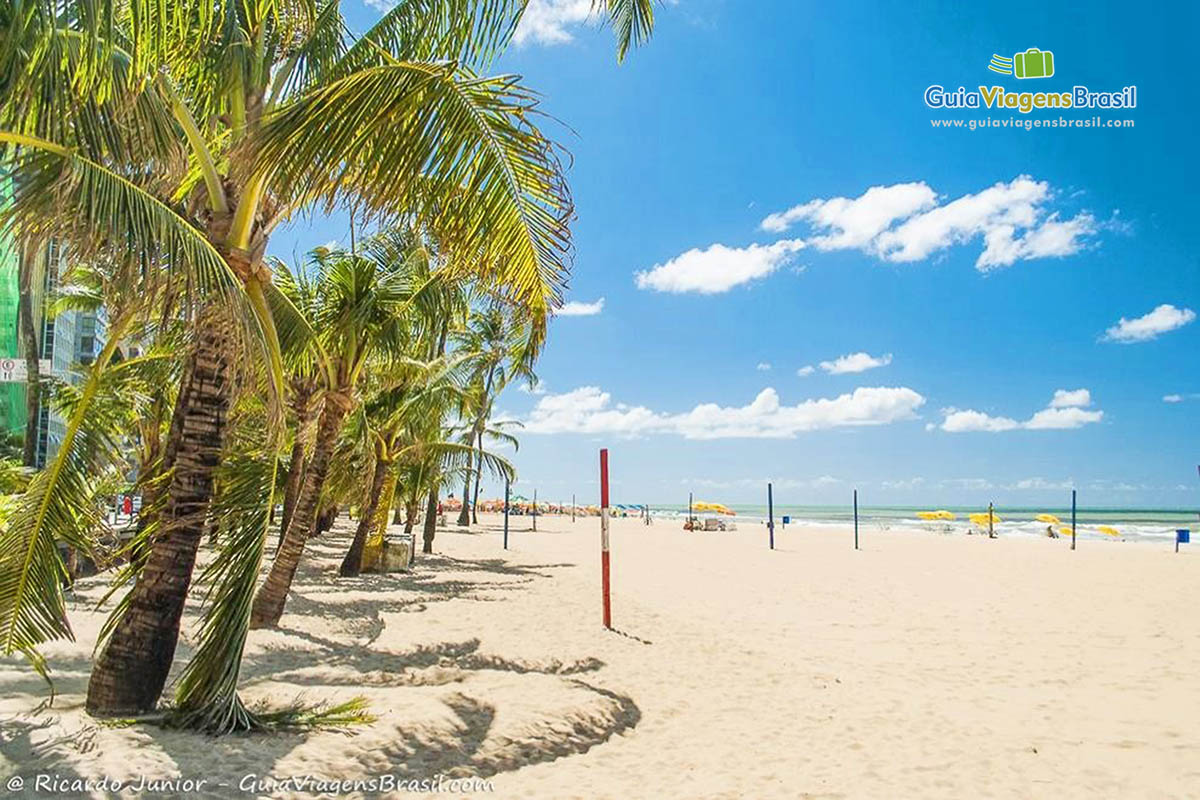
top-left (250, 231), bottom-right (440, 627)
top-left (0, 0), bottom-right (579, 715)
top-left (454, 302), bottom-right (536, 525)
top-left (0, 0), bottom-right (655, 720)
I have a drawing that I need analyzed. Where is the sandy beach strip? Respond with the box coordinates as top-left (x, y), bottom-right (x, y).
top-left (2, 513), bottom-right (1198, 798)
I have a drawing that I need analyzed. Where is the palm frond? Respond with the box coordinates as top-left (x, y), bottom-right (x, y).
top-left (253, 62), bottom-right (572, 327)
top-left (0, 317), bottom-right (143, 684)
top-left (596, 0), bottom-right (655, 63)
top-left (170, 434), bottom-right (277, 732)
top-left (333, 0), bottom-right (523, 77)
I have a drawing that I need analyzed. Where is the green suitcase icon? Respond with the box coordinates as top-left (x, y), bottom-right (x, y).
top-left (1013, 48), bottom-right (1054, 79)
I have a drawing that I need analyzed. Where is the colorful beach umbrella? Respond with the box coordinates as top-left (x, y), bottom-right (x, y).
top-left (693, 501), bottom-right (736, 515)
top-left (1035, 513), bottom-right (1061, 524)
top-left (969, 511), bottom-right (1002, 526)
top-left (1098, 525), bottom-right (1120, 537)
top-left (1057, 526), bottom-right (1074, 537)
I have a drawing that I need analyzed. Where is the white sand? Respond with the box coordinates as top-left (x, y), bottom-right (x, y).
top-left (2, 513), bottom-right (1199, 798)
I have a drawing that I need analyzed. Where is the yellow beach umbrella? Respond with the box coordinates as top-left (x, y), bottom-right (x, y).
top-left (1057, 526), bottom-right (1074, 537)
top-left (1098, 525), bottom-right (1120, 537)
top-left (694, 501), bottom-right (736, 515)
top-left (916, 511), bottom-right (941, 520)
top-left (969, 511), bottom-right (1002, 526)
top-left (1036, 513), bottom-right (1061, 524)
top-left (934, 510), bottom-right (956, 520)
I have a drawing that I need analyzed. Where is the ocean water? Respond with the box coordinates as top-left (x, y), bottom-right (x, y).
top-left (645, 504), bottom-right (1198, 543)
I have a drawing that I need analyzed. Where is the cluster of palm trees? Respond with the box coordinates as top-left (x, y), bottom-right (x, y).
top-left (0, 0), bottom-right (653, 734)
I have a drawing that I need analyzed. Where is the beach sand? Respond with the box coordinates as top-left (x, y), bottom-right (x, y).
top-left (2, 513), bottom-right (1198, 798)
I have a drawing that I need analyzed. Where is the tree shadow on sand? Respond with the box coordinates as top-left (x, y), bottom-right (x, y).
top-left (0, 718), bottom-right (99, 800)
top-left (363, 681), bottom-right (641, 782)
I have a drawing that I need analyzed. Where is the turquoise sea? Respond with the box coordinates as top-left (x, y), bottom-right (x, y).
top-left (644, 504), bottom-right (1198, 542)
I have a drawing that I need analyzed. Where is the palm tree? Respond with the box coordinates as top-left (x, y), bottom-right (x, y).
top-left (0, 0), bottom-right (654, 720)
top-left (454, 303), bottom-right (536, 525)
top-left (0, 0), bottom-right (580, 715)
top-left (251, 232), bottom-right (435, 627)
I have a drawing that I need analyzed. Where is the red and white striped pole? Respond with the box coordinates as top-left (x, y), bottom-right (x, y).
top-left (600, 448), bottom-right (612, 629)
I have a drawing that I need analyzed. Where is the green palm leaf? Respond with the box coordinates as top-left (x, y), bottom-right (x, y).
top-left (252, 61), bottom-right (572, 325)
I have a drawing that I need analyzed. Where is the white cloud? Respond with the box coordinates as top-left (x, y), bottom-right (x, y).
top-left (759, 176), bottom-right (1097, 272)
top-left (796, 365), bottom-right (815, 377)
top-left (761, 182), bottom-right (937, 243)
top-left (1010, 477), bottom-right (1073, 491)
top-left (634, 239), bottom-right (804, 294)
top-left (558, 297), bottom-right (605, 316)
top-left (756, 362), bottom-right (772, 371)
top-left (937, 390), bottom-right (1103, 432)
top-left (1023, 406), bottom-right (1104, 430)
top-left (1163, 394), bottom-right (1184, 403)
top-left (940, 477), bottom-right (994, 490)
top-left (518, 382), bottom-right (547, 396)
top-left (1049, 388), bottom-right (1091, 408)
top-left (522, 385), bottom-right (926, 439)
top-left (819, 352), bottom-right (893, 375)
top-left (511, 0), bottom-right (594, 46)
top-left (682, 475), bottom-right (842, 491)
top-left (1102, 304), bottom-right (1196, 343)
top-left (881, 477), bottom-right (925, 490)
top-left (939, 409), bottom-right (1022, 433)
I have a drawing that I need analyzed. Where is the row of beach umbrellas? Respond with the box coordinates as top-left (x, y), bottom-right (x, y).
top-left (916, 509), bottom-right (1120, 537)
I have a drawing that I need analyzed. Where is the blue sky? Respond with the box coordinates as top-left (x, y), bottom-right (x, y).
top-left (277, 0), bottom-right (1199, 508)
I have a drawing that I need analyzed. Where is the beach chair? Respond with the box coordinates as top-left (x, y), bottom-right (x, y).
top-left (704, 518), bottom-right (720, 531)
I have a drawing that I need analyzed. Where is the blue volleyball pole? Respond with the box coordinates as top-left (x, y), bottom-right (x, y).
top-left (854, 489), bottom-right (859, 550)
top-left (1071, 489), bottom-right (1077, 551)
top-left (767, 482), bottom-right (774, 550)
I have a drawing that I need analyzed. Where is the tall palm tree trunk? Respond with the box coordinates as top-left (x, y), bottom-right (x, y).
top-left (250, 392), bottom-right (351, 627)
top-left (339, 450), bottom-right (385, 577)
top-left (375, 471), bottom-right (397, 539)
top-left (403, 496), bottom-right (418, 533)
top-left (86, 310), bottom-right (232, 716)
top-left (421, 487), bottom-right (438, 554)
top-left (470, 429), bottom-right (485, 524)
top-left (278, 383), bottom-right (316, 550)
top-left (18, 240), bottom-right (40, 467)
top-left (455, 465), bottom-right (472, 526)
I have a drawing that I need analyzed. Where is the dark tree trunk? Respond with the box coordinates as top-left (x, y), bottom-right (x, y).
top-left (251, 393), bottom-right (350, 628)
top-left (470, 429), bottom-right (484, 524)
top-left (278, 382), bottom-right (316, 549)
top-left (340, 452), bottom-right (385, 577)
top-left (17, 241), bottom-right (40, 467)
top-left (422, 487), bottom-right (438, 554)
top-left (316, 504), bottom-right (337, 535)
top-left (455, 468), bottom-right (471, 526)
top-left (86, 310), bottom-right (232, 716)
top-left (393, 498), bottom-right (404, 525)
top-left (403, 498), bottom-right (417, 534)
